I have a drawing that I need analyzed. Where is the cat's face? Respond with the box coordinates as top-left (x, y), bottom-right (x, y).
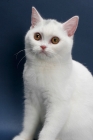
top-left (25, 7), bottom-right (79, 62)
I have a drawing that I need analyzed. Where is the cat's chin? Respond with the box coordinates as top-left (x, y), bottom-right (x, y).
top-left (36, 52), bottom-right (51, 60)
top-left (33, 50), bottom-right (53, 60)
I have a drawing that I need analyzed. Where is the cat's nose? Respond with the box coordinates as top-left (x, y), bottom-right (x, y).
top-left (40, 45), bottom-right (46, 50)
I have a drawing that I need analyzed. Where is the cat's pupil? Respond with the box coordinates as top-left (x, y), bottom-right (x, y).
top-left (37, 35), bottom-right (39, 38)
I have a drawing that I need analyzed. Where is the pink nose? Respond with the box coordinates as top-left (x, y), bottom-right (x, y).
top-left (40, 45), bottom-right (46, 50)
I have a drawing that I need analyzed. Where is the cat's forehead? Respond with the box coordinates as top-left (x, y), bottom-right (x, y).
top-left (43, 19), bottom-right (61, 30)
top-left (33, 19), bottom-right (63, 36)
top-left (44, 19), bottom-right (58, 25)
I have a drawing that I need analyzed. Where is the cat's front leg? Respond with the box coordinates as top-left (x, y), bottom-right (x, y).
top-left (38, 100), bottom-right (70, 140)
top-left (13, 98), bottom-right (40, 140)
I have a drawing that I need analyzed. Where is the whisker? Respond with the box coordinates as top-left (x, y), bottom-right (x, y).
top-left (15, 50), bottom-right (24, 59)
top-left (15, 48), bottom-right (31, 59)
top-left (17, 51), bottom-right (31, 68)
top-left (17, 55), bottom-right (26, 68)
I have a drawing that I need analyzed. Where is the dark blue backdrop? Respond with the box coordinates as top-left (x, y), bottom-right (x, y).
top-left (0, 1), bottom-right (93, 140)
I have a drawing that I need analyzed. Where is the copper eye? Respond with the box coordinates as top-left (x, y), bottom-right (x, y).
top-left (51, 37), bottom-right (60, 44)
top-left (34, 33), bottom-right (41, 41)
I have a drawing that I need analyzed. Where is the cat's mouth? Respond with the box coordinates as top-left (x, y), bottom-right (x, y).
top-left (35, 50), bottom-right (53, 59)
top-left (39, 50), bottom-right (48, 56)
top-left (32, 49), bottom-right (53, 59)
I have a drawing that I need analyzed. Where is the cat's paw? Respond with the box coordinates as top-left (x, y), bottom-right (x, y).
top-left (12, 135), bottom-right (25, 140)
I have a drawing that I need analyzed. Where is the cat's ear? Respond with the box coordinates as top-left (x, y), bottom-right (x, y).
top-left (63, 16), bottom-right (79, 37)
top-left (31, 7), bottom-right (43, 28)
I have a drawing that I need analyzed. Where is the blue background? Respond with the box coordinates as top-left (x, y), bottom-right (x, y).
top-left (0, 0), bottom-right (93, 140)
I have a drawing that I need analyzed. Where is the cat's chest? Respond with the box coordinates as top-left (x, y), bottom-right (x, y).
top-left (34, 64), bottom-right (63, 89)
top-left (24, 63), bottom-right (63, 91)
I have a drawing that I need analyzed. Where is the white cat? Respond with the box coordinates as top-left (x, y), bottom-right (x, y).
top-left (13, 7), bottom-right (93, 140)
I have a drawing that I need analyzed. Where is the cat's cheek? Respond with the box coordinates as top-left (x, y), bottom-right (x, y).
top-left (52, 44), bottom-right (63, 53)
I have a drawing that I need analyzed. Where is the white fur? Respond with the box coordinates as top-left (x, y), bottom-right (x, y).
top-left (13, 7), bottom-right (93, 140)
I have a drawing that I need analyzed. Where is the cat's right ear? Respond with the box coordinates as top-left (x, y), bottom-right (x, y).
top-left (31, 7), bottom-right (43, 28)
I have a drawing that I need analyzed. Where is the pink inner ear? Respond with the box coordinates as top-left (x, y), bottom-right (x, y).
top-left (63, 16), bottom-right (79, 37)
top-left (31, 7), bottom-right (42, 28)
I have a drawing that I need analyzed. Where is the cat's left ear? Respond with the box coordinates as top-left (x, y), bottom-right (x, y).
top-left (31, 7), bottom-right (43, 28)
top-left (63, 16), bottom-right (79, 37)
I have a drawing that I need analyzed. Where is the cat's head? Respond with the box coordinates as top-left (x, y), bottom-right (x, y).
top-left (25, 7), bottom-right (79, 62)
